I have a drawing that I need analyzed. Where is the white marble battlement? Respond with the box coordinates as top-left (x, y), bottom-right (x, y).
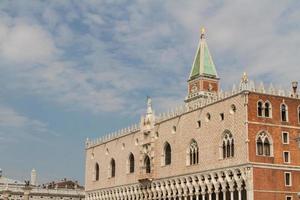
top-left (86, 124), bottom-right (140, 149)
top-left (86, 75), bottom-right (299, 149)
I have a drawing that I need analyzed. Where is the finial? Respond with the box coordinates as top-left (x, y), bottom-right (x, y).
top-left (242, 72), bottom-right (249, 83)
top-left (200, 27), bottom-right (205, 39)
top-left (146, 96), bottom-right (152, 114)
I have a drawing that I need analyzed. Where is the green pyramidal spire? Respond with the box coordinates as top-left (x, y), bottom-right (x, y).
top-left (189, 28), bottom-right (218, 80)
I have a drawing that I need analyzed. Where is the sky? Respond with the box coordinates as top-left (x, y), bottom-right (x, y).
top-left (0, 0), bottom-right (300, 185)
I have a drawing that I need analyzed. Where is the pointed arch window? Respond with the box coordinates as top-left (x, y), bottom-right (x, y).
top-left (144, 155), bottom-right (151, 173)
top-left (188, 139), bottom-right (199, 165)
top-left (281, 104), bottom-right (288, 122)
top-left (257, 101), bottom-right (263, 117)
top-left (164, 142), bottom-right (172, 165)
top-left (256, 132), bottom-right (273, 156)
top-left (110, 159), bottom-right (116, 177)
top-left (128, 153), bottom-right (135, 173)
top-left (222, 131), bottom-right (234, 159)
top-left (95, 163), bottom-right (99, 181)
top-left (264, 102), bottom-right (271, 118)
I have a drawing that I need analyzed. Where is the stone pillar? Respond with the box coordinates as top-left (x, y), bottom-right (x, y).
top-left (215, 191), bottom-right (219, 200)
top-left (228, 182), bottom-right (235, 200)
top-left (242, 167), bottom-right (253, 200)
top-left (201, 192), bottom-right (206, 200)
top-left (175, 180), bottom-right (182, 200)
top-left (221, 188), bottom-right (227, 200)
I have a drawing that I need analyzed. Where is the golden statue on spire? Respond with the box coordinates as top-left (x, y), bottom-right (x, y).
top-left (200, 27), bottom-right (205, 39)
top-left (201, 27), bottom-right (205, 34)
top-left (242, 72), bottom-right (249, 83)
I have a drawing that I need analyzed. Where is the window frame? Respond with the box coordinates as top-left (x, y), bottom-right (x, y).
top-left (221, 130), bottom-right (234, 159)
top-left (282, 132), bottom-right (290, 144)
top-left (284, 172), bottom-right (292, 187)
top-left (264, 101), bottom-right (272, 118)
top-left (110, 158), bottom-right (116, 178)
top-left (280, 103), bottom-right (289, 122)
top-left (95, 162), bottom-right (100, 181)
top-left (257, 100), bottom-right (264, 117)
top-left (283, 151), bottom-right (291, 164)
top-left (163, 142), bottom-right (172, 166)
top-left (187, 139), bottom-right (199, 166)
top-left (256, 131), bottom-right (273, 157)
top-left (128, 153), bottom-right (135, 174)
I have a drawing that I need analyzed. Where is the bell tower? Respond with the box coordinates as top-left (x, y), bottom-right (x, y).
top-left (185, 28), bottom-right (219, 104)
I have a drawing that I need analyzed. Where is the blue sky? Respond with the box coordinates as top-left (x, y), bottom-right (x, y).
top-left (0, 0), bottom-right (300, 184)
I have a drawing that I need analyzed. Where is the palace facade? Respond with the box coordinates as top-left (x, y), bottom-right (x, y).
top-left (85, 29), bottom-right (300, 200)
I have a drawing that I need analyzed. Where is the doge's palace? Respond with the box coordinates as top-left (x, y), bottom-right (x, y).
top-left (85, 29), bottom-right (300, 200)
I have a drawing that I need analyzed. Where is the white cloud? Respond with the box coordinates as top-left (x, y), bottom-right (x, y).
top-left (0, 21), bottom-right (57, 64)
top-left (0, 0), bottom-right (300, 116)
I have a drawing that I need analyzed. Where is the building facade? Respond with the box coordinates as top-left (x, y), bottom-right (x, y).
top-left (85, 29), bottom-right (300, 200)
top-left (0, 169), bottom-right (84, 200)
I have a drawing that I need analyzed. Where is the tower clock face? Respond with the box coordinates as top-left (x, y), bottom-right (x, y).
top-left (191, 84), bottom-right (198, 93)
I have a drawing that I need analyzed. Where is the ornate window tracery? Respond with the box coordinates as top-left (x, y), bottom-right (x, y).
top-left (257, 100), bottom-right (272, 118)
top-left (256, 132), bottom-right (272, 156)
top-left (222, 131), bottom-right (234, 159)
top-left (188, 139), bottom-right (199, 165)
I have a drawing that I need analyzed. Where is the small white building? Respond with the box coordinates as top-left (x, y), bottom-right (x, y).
top-left (0, 169), bottom-right (84, 200)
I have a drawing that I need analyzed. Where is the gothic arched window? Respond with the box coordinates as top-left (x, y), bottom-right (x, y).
top-left (264, 102), bottom-right (271, 118)
top-left (129, 153), bottom-right (135, 173)
top-left (188, 139), bottom-right (199, 165)
top-left (281, 104), bottom-right (288, 122)
top-left (144, 155), bottom-right (151, 173)
top-left (257, 101), bottom-right (263, 117)
top-left (222, 131), bottom-right (234, 159)
top-left (264, 138), bottom-right (270, 156)
top-left (257, 137), bottom-right (263, 155)
top-left (164, 142), bottom-right (171, 165)
top-left (95, 163), bottom-right (99, 181)
top-left (110, 159), bottom-right (116, 177)
top-left (256, 132), bottom-right (272, 156)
